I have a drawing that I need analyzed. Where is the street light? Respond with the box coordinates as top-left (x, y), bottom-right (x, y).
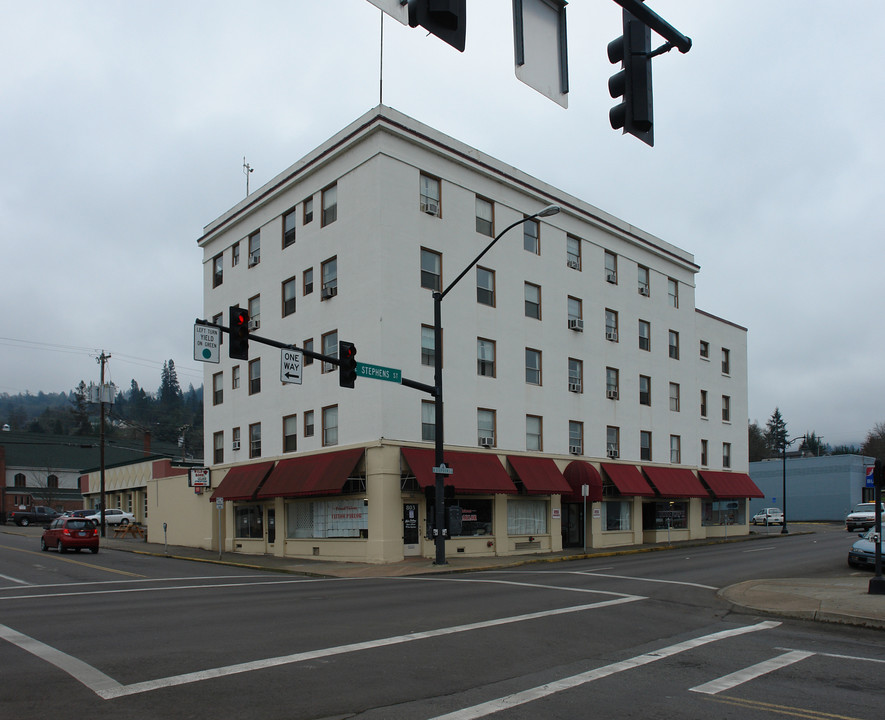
top-left (781, 434), bottom-right (806, 535)
top-left (431, 204), bottom-right (561, 565)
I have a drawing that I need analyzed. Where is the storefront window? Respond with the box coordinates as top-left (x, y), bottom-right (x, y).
top-left (444, 500), bottom-right (492, 537)
top-left (286, 499), bottom-right (368, 539)
top-left (604, 500), bottom-right (631, 531)
top-left (642, 501), bottom-right (688, 530)
top-left (702, 500), bottom-right (745, 526)
top-left (235, 505), bottom-right (263, 539)
top-left (507, 499), bottom-right (547, 535)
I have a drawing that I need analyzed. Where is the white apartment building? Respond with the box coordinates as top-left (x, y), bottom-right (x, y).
top-left (198, 106), bottom-right (759, 563)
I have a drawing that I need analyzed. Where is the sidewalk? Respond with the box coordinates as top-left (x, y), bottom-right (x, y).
top-left (5, 523), bottom-right (884, 630)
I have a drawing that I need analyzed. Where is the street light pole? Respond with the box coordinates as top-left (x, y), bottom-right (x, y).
top-left (431, 204), bottom-right (561, 565)
top-left (781, 434), bottom-right (806, 535)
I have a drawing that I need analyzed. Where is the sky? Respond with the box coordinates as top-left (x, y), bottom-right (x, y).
top-left (1, 1), bottom-right (883, 447)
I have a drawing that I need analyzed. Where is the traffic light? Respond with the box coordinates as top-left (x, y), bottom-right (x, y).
top-left (339, 341), bottom-right (357, 388)
top-left (408, 0), bottom-right (466, 53)
top-left (608, 10), bottom-right (653, 146)
top-left (229, 306), bottom-right (249, 360)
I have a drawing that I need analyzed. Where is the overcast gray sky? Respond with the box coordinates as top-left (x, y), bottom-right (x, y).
top-left (1, 1), bottom-right (883, 446)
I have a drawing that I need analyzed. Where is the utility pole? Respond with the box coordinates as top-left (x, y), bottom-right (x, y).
top-left (97, 351), bottom-right (111, 538)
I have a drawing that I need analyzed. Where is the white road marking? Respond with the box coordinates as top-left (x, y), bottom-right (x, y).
top-left (689, 650), bottom-right (814, 694)
top-left (743, 546), bottom-right (777, 553)
top-left (491, 569), bottom-right (717, 591)
top-left (395, 575), bottom-right (638, 597)
top-left (0, 573), bottom-right (31, 586)
top-left (778, 648), bottom-right (885, 665)
top-left (428, 621), bottom-right (782, 720)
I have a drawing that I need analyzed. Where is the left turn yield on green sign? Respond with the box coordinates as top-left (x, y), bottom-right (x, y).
top-left (194, 324), bottom-right (221, 363)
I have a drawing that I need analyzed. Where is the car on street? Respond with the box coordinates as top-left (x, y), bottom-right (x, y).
top-left (751, 507), bottom-right (784, 525)
top-left (61, 509), bottom-right (95, 518)
top-left (847, 529), bottom-right (884, 569)
top-left (41, 517), bottom-right (100, 553)
top-left (84, 508), bottom-right (135, 526)
top-left (845, 502), bottom-right (884, 532)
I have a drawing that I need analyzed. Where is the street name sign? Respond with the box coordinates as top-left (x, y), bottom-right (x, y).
top-left (357, 362), bottom-right (402, 384)
top-left (194, 324), bottom-right (221, 364)
top-left (281, 349), bottom-right (303, 384)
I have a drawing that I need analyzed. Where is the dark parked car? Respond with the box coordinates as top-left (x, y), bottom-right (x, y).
top-left (41, 517), bottom-right (100, 553)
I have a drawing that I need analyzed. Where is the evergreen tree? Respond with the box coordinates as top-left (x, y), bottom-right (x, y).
top-left (861, 422), bottom-right (885, 460)
top-left (748, 420), bottom-right (767, 462)
top-left (764, 407), bottom-right (788, 457)
top-left (70, 381), bottom-right (93, 435)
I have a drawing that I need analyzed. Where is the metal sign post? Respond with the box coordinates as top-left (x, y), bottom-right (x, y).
top-left (582, 483), bottom-right (589, 553)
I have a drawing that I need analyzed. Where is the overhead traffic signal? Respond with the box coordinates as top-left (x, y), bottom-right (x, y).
top-left (229, 306), bottom-right (249, 360)
top-left (408, 0), bottom-right (466, 53)
top-left (339, 341), bottom-right (357, 388)
top-left (608, 10), bottom-right (653, 146)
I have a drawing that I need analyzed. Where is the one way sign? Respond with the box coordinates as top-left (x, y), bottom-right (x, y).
top-left (280, 349), bottom-right (303, 385)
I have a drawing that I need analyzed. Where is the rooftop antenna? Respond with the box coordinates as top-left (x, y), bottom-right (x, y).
top-left (379, 9), bottom-right (384, 105)
top-left (243, 156), bottom-right (253, 196)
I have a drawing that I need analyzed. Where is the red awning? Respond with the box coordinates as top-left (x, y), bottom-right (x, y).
top-left (643, 466), bottom-right (709, 498)
top-left (562, 461), bottom-right (603, 503)
top-left (600, 463), bottom-right (656, 497)
top-left (257, 448), bottom-right (364, 498)
top-left (699, 471), bottom-right (764, 499)
top-left (209, 461), bottom-right (275, 501)
top-left (507, 456), bottom-right (572, 495)
top-left (401, 447), bottom-right (517, 494)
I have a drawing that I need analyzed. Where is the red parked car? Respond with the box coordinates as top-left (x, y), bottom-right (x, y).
top-left (41, 517), bottom-right (99, 554)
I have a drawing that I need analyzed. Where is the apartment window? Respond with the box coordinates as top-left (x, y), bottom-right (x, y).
top-left (605, 309), bottom-right (619, 341)
top-left (477, 408), bottom-right (496, 446)
top-left (321, 183), bottom-right (337, 226)
top-left (212, 254), bottom-right (223, 288)
top-left (640, 431), bottom-right (652, 462)
top-left (232, 426), bottom-right (240, 452)
top-left (699, 340), bottom-right (710, 359)
top-left (321, 257), bottom-right (338, 299)
top-left (700, 439), bottom-right (708, 467)
top-left (477, 338), bottom-right (496, 377)
top-left (232, 365), bottom-right (240, 389)
top-left (569, 421), bottom-right (583, 454)
top-left (212, 372), bottom-right (223, 406)
top-left (526, 415), bottom-right (542, 452)
top-left (303, 267), bottom-right (314, 295)
top-left (525, 282), bottom-right (541, 319)
top-left (283, 415), bottom-right (298, 453)
top-left (420, 173), bottom-right (440, 215)
top-left (604, 251), bottom-right (618, 284)
top-left (283, 208), bottom-right (297, 248)
top-left (723, 442), bottom-right (732, 469)
top-left (636, 375), bottom-right (650, 407)
top-left (421, 325), bottom-right (435, 366)
top-left (638, 320), bottom-right (651, 351)
top-left (722, 348), bottom-right (731, 374)
top-left (248, 230), bottom-right (260, 267)
top-left (303, 338), bottom-right (314, 365)
top-left (302, 195), bottom-right (314, 224)
top-left (248, 295), bottom-right (260, 329)
top-left (525, 348), bottom-right (541, 385)
top-left (322, 330), bottom-right (338, 373)
top-left (670, 435), bottom-right (681, 464)
top-left (248, 358), bottom-right (261, 395)
top-left (475, 196), bottom-right (494, 236)
top-left (249, 422), bottom-right (261, 458)
top-left (304, 410), bottom-right (315, 438)
top-left (322, 405), bottom-right (338, 446)
top-left (476, 266), bottom-right (495, 306)
top-left (213, 431), bottom-right (224, 464)
top-left (566, 234), bottom-right (581, 270)
top-left (607, 426), bottom-right (620, 459)
top-left (638, 265), bottom-right (650, 296)
top-left (523, 216), bottom-right (539, 254)
top-left (568, 358), bottom-right (583, 393)
top-left (669, 382), bottom-right (680, 412)
top-left (606, 367), bottom-right (619, 399)
top-left (667, 278), bottom-right (678, 308)
top-left (282, 277), bottom-right (297, 316)
top-left (700, 389), bottom-right (708, 418)
top-left (231, 242), bottom-right (240, 267)
top-left (421, 248), bottom-right (442, 291)
top-left (421, 400), bottom-right (436, 442)
top-left (14, 473), bottom-right (25, 487)
top-left (567, 296), bottom-right (582, 330)
top-left (669, 330), bottom-right (680, 359)
top-left (722, 395), bottom-right (731, 422)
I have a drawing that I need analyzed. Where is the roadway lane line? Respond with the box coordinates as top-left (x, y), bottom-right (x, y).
top-left (490, 569), bottom-right (718, 591)
top-left (742, 545), bottom-right (777, 553)
top-left (689, 650), bottom-right (815, 694)
top-left (704, 695), bottom-right (867, 719)
top-left (0, 574), bottom-right (272, 592)
top-left (0, 594), bottom-right (645, 699)
top-left (0, 573), bottom-right (31, 586)
top-left (0, 544), bottom-right (145, 577)
top-left (427, 620), bottom-right (781, 720)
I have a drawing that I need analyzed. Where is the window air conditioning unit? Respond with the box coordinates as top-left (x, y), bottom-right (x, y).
top-left (248, 252), bottom-right (260, 267)
top-left (605, 331), bottom-right (618, 342)
top-left (639, 286), bottom-right (650, 296)
top-left (606, 272), bottom-right (617, 284)
top-left (569, 445), bottom-right (582, 455)
top-left (607, 446), bottom-right (619, 459)
top-left (248, 319), bottom-right (260, 331)
top-left (478, 436), bottom-right (494, 448)
top-left (568, 382), bottom-right (582, 393)
top-left (568, 318), bottom-right (583, 332)
top-left (421, 201), bottom-right (439, 216)
top-left (566, 259), bottom-right (579, 270)
top-left (321, 286), bottom-right (337, 299)
top-left (606, 389), bottom-right (618, 400)
top-left (231, 440), bottom-right (240, 451)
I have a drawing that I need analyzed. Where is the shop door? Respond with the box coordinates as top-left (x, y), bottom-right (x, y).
top-left (403, 503), bottom-right (420, 556)
top-left (266, 508), bottom-right (276, 548)
top-left (561, 503), bottom-right (583, 548)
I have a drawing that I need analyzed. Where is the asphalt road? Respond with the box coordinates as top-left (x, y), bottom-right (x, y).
top-left (1, 524), bottom-right (882, 719)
